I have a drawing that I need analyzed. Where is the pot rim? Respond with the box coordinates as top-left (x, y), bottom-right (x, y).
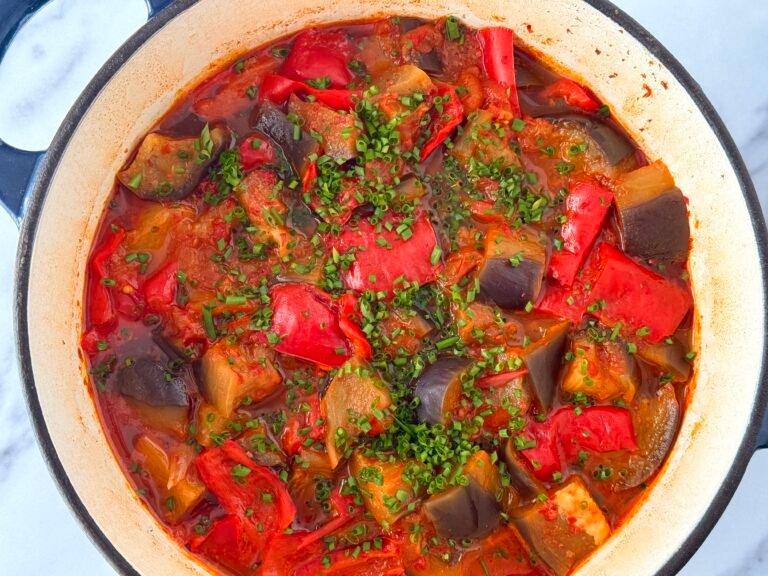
top-left (13, 1), bottom-right (768, 575)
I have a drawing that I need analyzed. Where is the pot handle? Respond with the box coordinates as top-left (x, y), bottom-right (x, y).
top-left (0, 0), bottom-right (176, 222)
top-left (758, 408), bottom-right (768, 450)
top-left (146, 0), bottom-right (175, 17)
top-left (0, 0), bottom-right (50, 222)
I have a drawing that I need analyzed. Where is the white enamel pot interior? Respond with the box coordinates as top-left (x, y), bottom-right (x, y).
top-left (16, 0), bottom-right (768, 575)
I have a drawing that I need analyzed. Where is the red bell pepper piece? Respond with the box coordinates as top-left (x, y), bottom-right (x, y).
top-left (541, 78), bottom-right (600, 113)
top-left (282, 392), bottom-right (324, 456)
top-left (191, 54), bottom-right (279, 121)
top-left (476, 369), bottom-right (528, 389)
top-left (271, 283), bottom-right (352, 368)
top-left (549, 182), bottom-right (614, 287)
top-left (588, 243), bottom-right (692, 341)
top-left (190, 515), bottom-right (257, 574)
top-left (337, 293), bottom-right (373, 360)
top-left (239, 133), bottom-right (278, 171)
top-left (519, 406), bottom-right (636, 480)
top-left (302, 160), bottom-right (318, 192)
top-left (333, 213), bottom-right (441, 297)
top-left (142, 260), bottom-right (178, 311)
top-left (87, 227), bottom-right (126, 329)
top-left (477, 27), bottom-right (521, 117)
top-left (195, 440), bottom-right (296, 560)
top-left (259, 74), bottom-right (362, 111)
top-left (281, 29), bottom-right (355, 89)
top-left (420, 85), bottom-right (464, 161)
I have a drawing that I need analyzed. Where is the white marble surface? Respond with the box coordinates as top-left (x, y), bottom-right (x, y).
top-left (0, 0), bottom-right (766, 574)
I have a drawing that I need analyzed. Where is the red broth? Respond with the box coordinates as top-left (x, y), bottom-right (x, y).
top-left (82, 16), bottom-right (695, 576)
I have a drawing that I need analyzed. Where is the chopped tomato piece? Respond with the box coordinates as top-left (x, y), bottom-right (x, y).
top-left (271, 283), bottom-right (351, 368)
top-left (334, 213), bottom-right (441, 297)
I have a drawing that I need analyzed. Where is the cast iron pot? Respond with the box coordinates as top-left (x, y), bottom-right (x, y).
top-left (2, 0), bottom-right (767, 574)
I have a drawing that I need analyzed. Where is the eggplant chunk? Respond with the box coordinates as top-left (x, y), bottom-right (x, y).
top-left (588, 121), bottom-right (635, 166)
top-left (542, 114), bottom-right (634, 167)
top-left (117, 356), bottom-right (190, 407)
top-left (413, 49), bottom-right (443, 75)
top-left (618, 188), bottom-right (690, 261)
top-left (287, 95), bottom-right (360, 161)
top-left (619, 383), bottom-right (680, 489)
top-left (479, 228), bottom-right (547, 311)
top-left (374, 64), bottom-right (436, 96)
top-left (522, 320), bottom-right (570, 411)
top-left (350, 452), bottom-right (417, 526)
top-left (503, 438), bottom-right (546, 505)
top-left (118, 127), bottom-right (228, 201)
top-left (252, 100), bottom-right (319, 177)
top-left (424, 451), bottom-right (501, 539)
top-left (414, 356), bottom-right (472, 424)
top-left (637, 337), bottom-right (691, 382)
top-left (322, 360), bottom-right (393, 468)
top-left (512, 477), bottom-right (610, 576)
top-left (200, 341), bottom-right (282, 418)
top-left (616, 161), bottom-right (690, 261)
top-left (561, 330), bottom-right (638, 403)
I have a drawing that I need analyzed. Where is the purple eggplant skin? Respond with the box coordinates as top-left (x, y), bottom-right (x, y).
top-left (413, 49), bottom-right (443, 75)
top-left (251, 100), bottom-right (319, 178)
top-left (116, 356), bottom-right (191, 407)
top-left (618, 187), bottom-right (690, 261)
top-left (479, 258), bottom-right (544, 311)
top-left (618, 383), bottom-right (680, 489)
top-left (423, 477), bottom-right (501, 539)
top-left (538, 113), bottom-right (634, 166)
top-left (503, 439), bottom-right (546, 504)
top-left (522, 320), bottom-right (570, 412)
top-left (415, 356), bottom-right (472, 424)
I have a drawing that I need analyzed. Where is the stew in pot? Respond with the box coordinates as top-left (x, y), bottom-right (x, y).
top-left (82, 15), bottom-right (695, 576)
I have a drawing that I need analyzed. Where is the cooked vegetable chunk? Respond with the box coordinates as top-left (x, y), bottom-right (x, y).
top-left (287, 95), bottom-right (360, 161)
top-left (616, 161), bottom-right (690, 260)
top-left (351, 452), bottom-right (417, 526)
top-left (548, 181), bottom-right (614, 287)
top-left (117, 355), bottom-right (190, 407)
top-left (134, 435), bottom-right (205, 523)
top-left (513, 477), bottom-right (610, 576)
top-left (334, 212), bottom-right (441, 297)
top-left (252, 100), bottom-right (319, 178)
top-left (589, 243), bottom-right (692, 341)
top-left (424, 451), bottom-right (501, 539)
top-left (270, 283), bottom-right (353, 368)
top-left (118, 127), bottom-right (228, 201)
top-left (619, 383), bottom-right (680, 489)
top-left (561, 329), bottom-right (638, 403)
top-left (522, 319), bottom-right (570, 411)
top-left (200, 339), bottom-right (281, 417)
top-left (321, 359), bottom-right (392, 468)
top-left (479, 227), bottom-right (546, 310)
top-left (414, 356), bottom-right (472, 424)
